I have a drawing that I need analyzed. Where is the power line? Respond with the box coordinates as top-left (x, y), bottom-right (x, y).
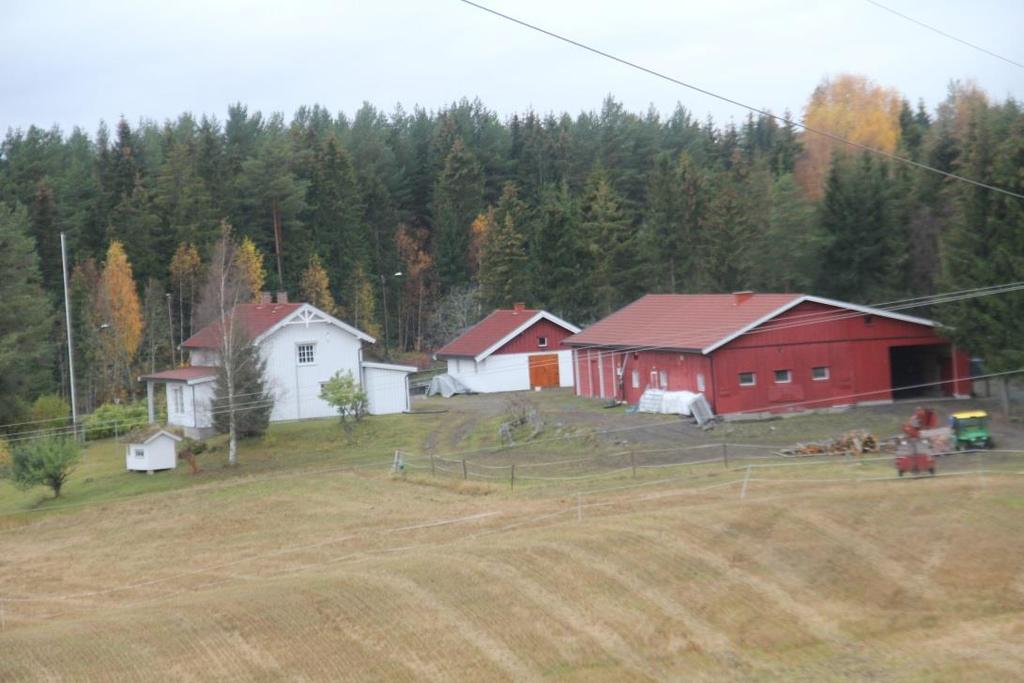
top-left (455, 0), bottom-right (1024, 201)
top-left (862, 0), bottom-right (1024, 71)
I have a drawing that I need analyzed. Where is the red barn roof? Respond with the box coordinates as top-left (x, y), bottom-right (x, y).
top-left (182, 303), bottom-right (302, 349)
top-left (436, 306), bottom-right (580, 360)
top-left (566, 293), bottom-right (938, 353)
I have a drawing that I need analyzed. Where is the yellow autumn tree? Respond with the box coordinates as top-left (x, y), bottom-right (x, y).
top-left (99, 241), bottom-right (143, 399)
top-left (235, 235), bottom-right (266, 303)
top-left (169, 242), bottom-right (203, 351)
top-left (299, 254), bottom-right (337, 315)
top-left (347, 265), bottom-right (381, 339)
top-left (468, 211), bottom-right (491, 280)
top-left (796, 74), bottom-right (903, 198)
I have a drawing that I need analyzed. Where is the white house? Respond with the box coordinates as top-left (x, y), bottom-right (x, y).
top-left (434, 304), bottom-right (580, 393)
top-left (141, 294), bottom-right (415, 438)
top-left (125, 429), bottom-right (181, 474)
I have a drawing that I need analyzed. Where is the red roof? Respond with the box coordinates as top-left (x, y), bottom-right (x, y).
top-left (139, 366), bottom-right (218, 383)
top-left (436, 307), bottom-right (544, 358)
top-left (182, 303), bottom-right (302, 349)
top-left (565, 293), bottom-right (802, 352)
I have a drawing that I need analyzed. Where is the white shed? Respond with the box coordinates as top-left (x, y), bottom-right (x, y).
top-left (125, 430), bottom-right (182, 474)
top-left (362, 362), bottom-right (417, 415)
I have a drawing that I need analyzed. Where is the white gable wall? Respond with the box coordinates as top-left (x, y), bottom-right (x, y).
top-left (446, 350), bottom-right (574, 393)
top-left (165, 381), bottom-right (216, 435)
top-left (258, 318), bottom-right (364, 422)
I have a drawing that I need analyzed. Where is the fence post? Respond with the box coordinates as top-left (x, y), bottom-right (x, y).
top-left (722, 442), bottom-right (729, 469)
top-left (430, 454), bottom-right (435, 477)
top-left (462, 459), bottom-right (468, 480)
top-left (510, 463), bottom-right (515, 491)
top-left (630, 451), bottom-right (637, 478)
top-left (740, 464), bottom-right (752, 499)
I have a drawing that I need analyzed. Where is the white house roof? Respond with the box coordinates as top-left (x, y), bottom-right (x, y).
top-left (361, 361), bottom-right (418, 373)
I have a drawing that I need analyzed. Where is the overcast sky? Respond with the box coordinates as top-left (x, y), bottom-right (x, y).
top-left (2, 0), bottom-right (1021, 134)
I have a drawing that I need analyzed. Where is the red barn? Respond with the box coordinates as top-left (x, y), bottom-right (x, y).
top-left (436, 304), bottom-right (581, 393)
top-left (565, 292), bottom-right (971, 415)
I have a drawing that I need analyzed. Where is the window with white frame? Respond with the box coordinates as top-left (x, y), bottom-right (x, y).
top-left (812, 366), bottom-right (830, 381)
top-left (738, 372), bottom-right (756, 386)
top-left (172, 386), bottom-right (185, 414)
top-left (297, 343), bottom-right (316, 365)
top-left (631, 369), bottom-right (640, 389)
top-left (774, 369), bottom-right (792, 384)
top-left (659, 370), bottom-right (668, 388)
top-left (134, 448), bottom-right (145, 459)
top-left (537, 336), bottom-right (548, 348)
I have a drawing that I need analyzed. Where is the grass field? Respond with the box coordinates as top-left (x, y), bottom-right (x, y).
top-left (2, 391), bottom-right (1023, 681)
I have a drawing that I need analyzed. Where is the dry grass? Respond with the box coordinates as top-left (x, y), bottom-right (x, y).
top-left (2, 450), bottom-right (1023, 681)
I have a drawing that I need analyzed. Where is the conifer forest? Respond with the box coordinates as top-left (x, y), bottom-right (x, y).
top-left (1, 75), bottom-right (1022, 425)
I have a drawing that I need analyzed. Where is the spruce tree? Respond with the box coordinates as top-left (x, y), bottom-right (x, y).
top-left (0, 204), bottom-right (55, 425)
top-left (479, 209), bottom-right (528, 309)
top-left (433, 138), bottom-right (483, 292)
top-left (581, 167), bottom-right (637, 317)
top-left (211, 339), bottom-right (271, 438)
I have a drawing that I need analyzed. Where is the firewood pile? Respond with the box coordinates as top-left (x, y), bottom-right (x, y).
top-left (781, 430), bottom-right (886, 457)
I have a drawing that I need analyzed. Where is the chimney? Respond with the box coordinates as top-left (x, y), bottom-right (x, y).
top-left (512, 302), bottom-right (526, 314)
top-left (259, 291), bottom-right (272, 305)
top-left (733, 291), bottom-right (754, 305)
top-left (276, 291), bottom-right (289, 304)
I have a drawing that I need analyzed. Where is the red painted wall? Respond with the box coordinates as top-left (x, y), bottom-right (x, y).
top-left (494, 318), bottom-right (574, 355)
top-left (572, 301), bottom-right (972, 413)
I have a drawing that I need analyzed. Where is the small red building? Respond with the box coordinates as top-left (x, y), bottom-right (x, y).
top-left (565, 292), bottom-right (971, 415)
top-left (435, 304), bottom-right (581, 393)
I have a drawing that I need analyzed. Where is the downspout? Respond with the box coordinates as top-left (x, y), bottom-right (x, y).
top-left (708, 353), bottom-right (719, 415)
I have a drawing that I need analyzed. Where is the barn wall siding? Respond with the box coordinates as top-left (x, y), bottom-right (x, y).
top-left (493, 318), bottom-right (576, 355)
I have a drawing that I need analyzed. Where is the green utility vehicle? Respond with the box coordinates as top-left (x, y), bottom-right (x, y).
top-left (950, 410), bottom-right (994, 450)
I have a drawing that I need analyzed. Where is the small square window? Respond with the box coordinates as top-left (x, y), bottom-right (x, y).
top-left (134, 448), bottom-right (145, 459)
top-left (738, 372), bottom-right (756, 386)
top-left (774, 369), bottom-right (792, 384)
top-left (537, 336), bottom-right (548, 348)
top-left (297, 343), bottom-right (316, 365)
top-left (812, 366), bottom-right (830, 381)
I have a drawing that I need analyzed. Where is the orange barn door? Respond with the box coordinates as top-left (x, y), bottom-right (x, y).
top-left (529, 354), bottom-right (560, 388)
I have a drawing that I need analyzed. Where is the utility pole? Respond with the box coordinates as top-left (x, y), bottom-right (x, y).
top-left (60, 233), bottom-right (78, 439)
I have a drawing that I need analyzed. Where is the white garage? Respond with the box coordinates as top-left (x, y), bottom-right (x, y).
top-left (362, 361), bottom-right (417, 415)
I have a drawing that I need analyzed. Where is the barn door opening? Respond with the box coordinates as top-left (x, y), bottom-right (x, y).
top-left (529, 354), bottom-right (560, 388)
top-left (889, 344), bottom-right (949, 399)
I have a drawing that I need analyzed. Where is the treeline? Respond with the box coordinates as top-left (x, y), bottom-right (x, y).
top-left (1, 75), bottom-right (1022, 425)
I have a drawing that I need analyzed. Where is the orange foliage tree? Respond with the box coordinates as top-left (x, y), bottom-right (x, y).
top-left (395, 224), bottom-right (434, 350)
top-left (299, 254), bottom-right (337, 315)
top-left (796, 74), bottom-right (903, 198)
top-left (99, 241), bottom-right (143, 399)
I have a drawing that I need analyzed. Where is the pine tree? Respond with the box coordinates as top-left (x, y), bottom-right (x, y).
top-left (169, 242), bottom-right (203, 348)
top-left (345, 265), bottom-right (381, 339)
top-left (0, 204), bottom-right (56, 425)
top-left (307, 135), bottom-right (365, 283)
top-left (299, 254), bottom-right (337, 314)
top-left (529, 181), bottom-right (591, 321)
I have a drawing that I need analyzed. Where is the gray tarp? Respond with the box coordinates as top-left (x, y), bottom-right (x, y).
top-left (425, 374), bottom-right (473, 398)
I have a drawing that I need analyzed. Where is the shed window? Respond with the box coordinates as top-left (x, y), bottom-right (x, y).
top-left (738, 372), bottom-right (756, 386)
top-left (297, 343), bottom-right (316, 365)
top-left (134, 448), bottom-right (145, 459)
top-left (537, 336), bottom-right (548, 348)
top-left (774, 369), bottom-right (792, 384)
top-left (659, 370), bottom-right (668, 388)
top-left (812, 366), bottom-right (830, 381)
top-left (631, 369), bottom-right (640, 389)
top-left (172, 386), bottom-right (184, 413)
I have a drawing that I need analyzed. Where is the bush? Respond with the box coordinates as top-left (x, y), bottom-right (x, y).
top-left (83, 402), bottom-right (149, 440)
top-left (12, 436), bottom-right (81, 498)
top-left (0, 437), bottom-right (10, 476)
top-left (29, 394), bottom-right (71, 430)
top-left (319, 370), bottom-right (368, 433)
